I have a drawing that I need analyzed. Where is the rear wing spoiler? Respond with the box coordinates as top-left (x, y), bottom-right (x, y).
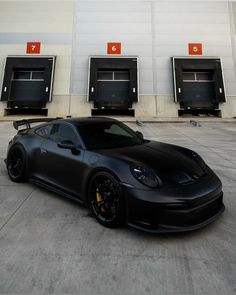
top-left (13, 117), bottom-right (62, 130)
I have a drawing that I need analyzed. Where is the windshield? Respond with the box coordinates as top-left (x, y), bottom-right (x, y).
top-left (77, 121), bottom-right (144, 149)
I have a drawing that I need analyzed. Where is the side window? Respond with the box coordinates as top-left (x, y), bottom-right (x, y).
top-left (50, 124), bottom-right (78, 144)
top-left (104, 123), bottom-right (133, 138)
top-left (35, 125), bottom-right (53, 138)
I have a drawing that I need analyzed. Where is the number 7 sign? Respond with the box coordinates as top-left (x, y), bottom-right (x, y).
top-left (26, 42), bottom-right (41, 54)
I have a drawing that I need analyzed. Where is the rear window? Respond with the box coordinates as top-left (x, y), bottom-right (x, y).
top-left (35, 125), bottom-right (53, 138)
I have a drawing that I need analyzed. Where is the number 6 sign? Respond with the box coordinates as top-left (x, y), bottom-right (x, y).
top-left (107, 42), bottom-right (121, 54)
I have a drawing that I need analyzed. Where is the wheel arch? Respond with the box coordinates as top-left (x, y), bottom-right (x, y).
top-left (8, 136), bottom-right (40, 179)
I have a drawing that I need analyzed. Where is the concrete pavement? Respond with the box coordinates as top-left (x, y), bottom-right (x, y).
top-left (0, 120), bottom-right (235, 294)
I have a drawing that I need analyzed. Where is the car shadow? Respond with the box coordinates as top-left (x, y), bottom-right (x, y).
top-left (126, 221), bottom-right (221, 242)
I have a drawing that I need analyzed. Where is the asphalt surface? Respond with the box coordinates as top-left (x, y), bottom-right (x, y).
top-left (0, 120), bottom-right (235, 295)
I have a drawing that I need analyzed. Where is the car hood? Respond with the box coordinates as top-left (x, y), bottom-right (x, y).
top-left (100, 141), bottom-right (207, 182)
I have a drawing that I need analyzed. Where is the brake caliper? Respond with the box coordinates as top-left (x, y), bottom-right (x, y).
top-left (96, 188), bottom-right (105, 212)
top-left (96, 188), bottom-right (102, 202)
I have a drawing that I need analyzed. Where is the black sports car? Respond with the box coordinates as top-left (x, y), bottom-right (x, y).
top-left (6, 117), bottom-right (224, 232)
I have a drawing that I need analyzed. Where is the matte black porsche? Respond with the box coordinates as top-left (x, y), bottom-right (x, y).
top-left (6, 117), bottom-right (224, 232)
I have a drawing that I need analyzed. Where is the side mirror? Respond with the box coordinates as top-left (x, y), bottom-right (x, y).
top-left (135, 131), bottom-right (144, 139)
top-left (57, 140), bottom-right (80, 154)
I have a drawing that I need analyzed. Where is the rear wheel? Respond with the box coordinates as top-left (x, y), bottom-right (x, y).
top-left (7, 145), bottom-right (27, 182)
top-left (88, 171), bottom-right (125, 228)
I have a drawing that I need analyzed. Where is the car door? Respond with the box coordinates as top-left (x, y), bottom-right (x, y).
top-left (38, 122), bottom-right (85, 198)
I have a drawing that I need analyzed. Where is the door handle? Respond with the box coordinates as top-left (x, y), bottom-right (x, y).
top-left (3, 86), bottom-right (7, 92)
top-left (91, 87), bottom-right (94, 93)
top-left (219, 88), bottom-right (223, 94)
top-left (46, 87), bottom-right (49, 93)
top-left (178, 88), bottom-right (181, 94)
top-left (133, 88), bottom-right (136, 93)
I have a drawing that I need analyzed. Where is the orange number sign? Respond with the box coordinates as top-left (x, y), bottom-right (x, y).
top-left (188, 43), bottom-right (203, 55)
top-left (26, 42), bottom-right (41, 54)
top-left (107, 42), bottom-right (121, 54)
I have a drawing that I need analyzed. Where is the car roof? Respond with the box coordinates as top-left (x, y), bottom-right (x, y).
top-left (61, 117), bottom-right (118, 126)
top-left (30, 117), bottom-right (118, 132)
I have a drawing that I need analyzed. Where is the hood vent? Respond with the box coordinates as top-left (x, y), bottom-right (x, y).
top-left (173, 172), bottom-right (195, 185)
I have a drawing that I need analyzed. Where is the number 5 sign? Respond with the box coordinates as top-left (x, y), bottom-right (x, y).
top-left (107, 42), bottom-right (121, 54)
top-left (26, 42), bottom-right (41, 54)
top-left (188, 43), bottom-right (202, 55)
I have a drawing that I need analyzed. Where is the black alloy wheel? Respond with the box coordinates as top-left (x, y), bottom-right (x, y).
top-left (7, 145), bottom-right (27, 182)
top-left (88, 171), bottom-right (125, 227)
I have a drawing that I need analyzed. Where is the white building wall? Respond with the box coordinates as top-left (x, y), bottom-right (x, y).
top-left (69, 0), bottom-right (236, 118)
top-left (71, 1), bottom-right (236, 95)
top-left (0, 0), bottom-right (236, 118)
top-left (0, 0), bottom-right (74, 116)
top-left (71, 1), bottom-right (153, 95)
top-left (153, 1), bottom-right (236, 96)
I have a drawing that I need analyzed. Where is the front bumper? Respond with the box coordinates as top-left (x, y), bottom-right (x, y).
top-left (122, 174), bottom-right (225, 233)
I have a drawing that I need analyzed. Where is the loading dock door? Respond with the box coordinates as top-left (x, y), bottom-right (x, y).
top-left (97, 70), bottom-right (130, 108)
top-left (172, 58), bottom-right (226, 110)
top-left (88, 57), bottom-right (138, 109)
top-left (1, 56), bottom-right (55, 109)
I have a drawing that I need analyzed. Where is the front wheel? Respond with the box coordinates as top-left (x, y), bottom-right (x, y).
top-left (88, 171), bottom-right (125, 228)
top-left (7, 145), bottom-right (27, 182)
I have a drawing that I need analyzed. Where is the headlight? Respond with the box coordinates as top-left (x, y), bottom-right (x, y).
top-left (130, 165), bottom-right (161, 188)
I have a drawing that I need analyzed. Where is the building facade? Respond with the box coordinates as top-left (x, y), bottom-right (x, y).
top-left (0, 0), bottom-right (236, 118)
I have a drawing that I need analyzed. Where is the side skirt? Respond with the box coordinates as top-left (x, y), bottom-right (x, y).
top-left (29, 177), bottom-right (85, 206)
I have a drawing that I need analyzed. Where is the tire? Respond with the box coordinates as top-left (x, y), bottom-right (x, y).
top-left (88, 171), bottom-right (125, 228)
top-left (7, 144), bottom-right (27, 182)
